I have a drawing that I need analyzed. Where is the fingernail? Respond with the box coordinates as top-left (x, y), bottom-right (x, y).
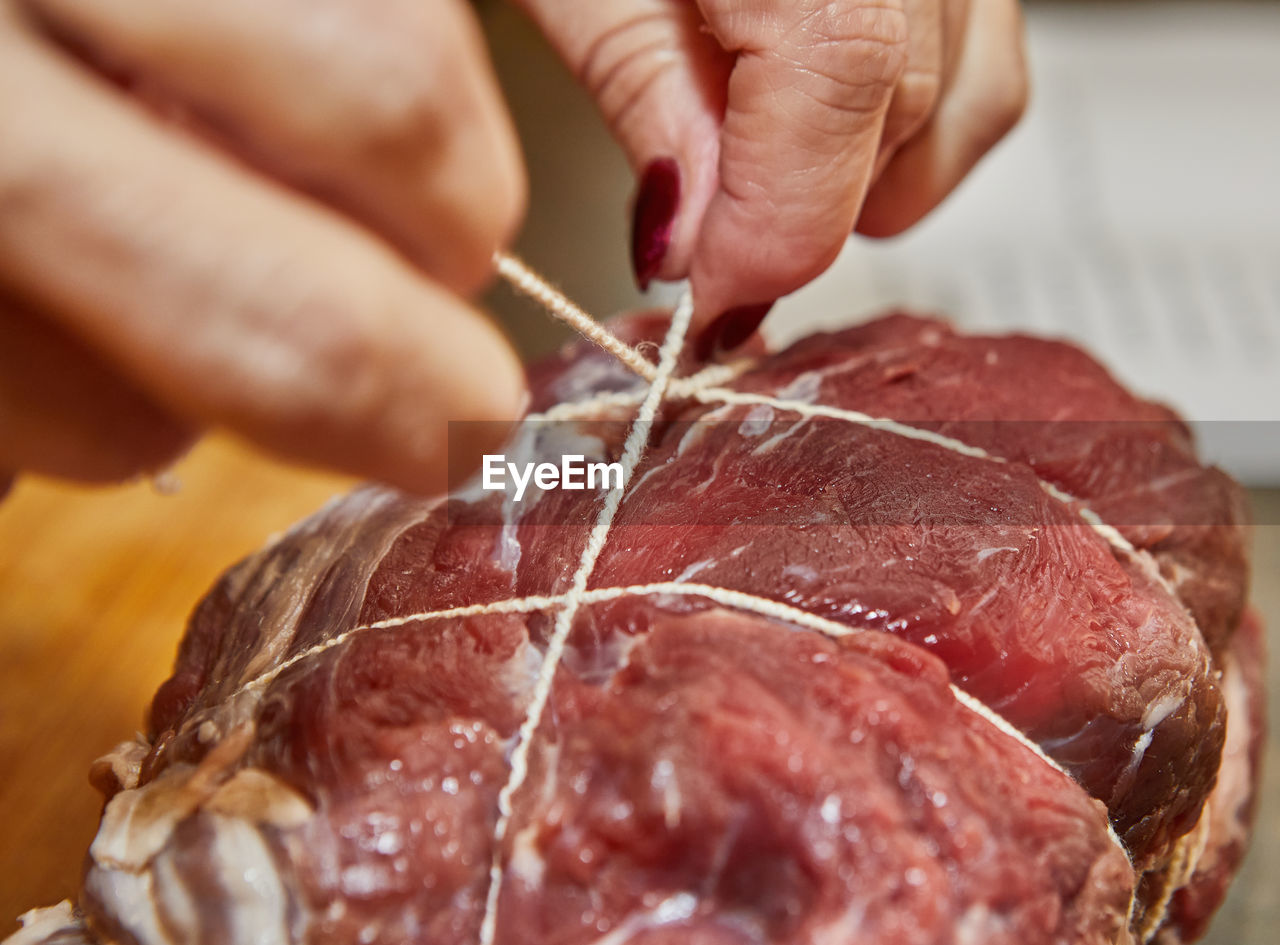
top-left (694, 302), bottom-right (774, 361)
top-left (630, 158), bottom-right (680, 290)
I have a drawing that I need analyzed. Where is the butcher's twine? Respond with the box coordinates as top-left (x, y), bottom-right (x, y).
top-left (478, 260), bottom-right (695, 945)
top-left (493, 251), bottom-right (659, 380)
top-left (485, 253), bottom-right (1157, 944)
top-left (495, 251), bottom-right (768, 400)
top-left (214, 254), bottom-right (1165, 943)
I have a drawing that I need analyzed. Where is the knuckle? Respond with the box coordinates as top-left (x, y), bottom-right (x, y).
top-left (431, 153), bottom-right (526, 295)
top-left (847, 1), bottom-right (912, 57)
top-left (804, 1), bottom-right (910, 82)
top-left (338, 60), bottom-right (447, 162)
top-left (328, 3), bottom-right (482, 163)
top-left (780, 2), bottom-right (911, 121)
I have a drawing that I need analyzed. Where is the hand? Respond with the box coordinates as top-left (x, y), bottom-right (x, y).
top-left (519, 0), bottom-right (1029, 344)
top-left (0, 0), bottom-right (527, 494)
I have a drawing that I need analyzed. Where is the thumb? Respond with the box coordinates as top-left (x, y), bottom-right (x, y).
top-left (516, 0), bottom-right (731, 291)
top-left (687, 0), bottom-right (909, 325)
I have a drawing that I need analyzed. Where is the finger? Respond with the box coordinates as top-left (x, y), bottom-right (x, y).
top-left (0, 296), bottom-right (195, 483)
top-left (515, 0), bottom-right (732, 290)
top-left (874, 0), bottom-right (945, 171)
top-left (688, 0), bottom-right (911, 326)
top-left (19, 0), bottom-right (526, 294)
top-left (0, 21), bottom-right (525, 495)
top-left (856, 0), bottom-right (1027, 237)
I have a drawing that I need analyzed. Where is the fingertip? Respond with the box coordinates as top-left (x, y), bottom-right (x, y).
top-left (442, 394), bottom-right (524, 494)
top-left (403, 107), bottom-right (529, 298)
top-left (176, 272), bottom-right (528, 499)
top-left (688, 194), bottom-right (848, 331)
top-left (443, 100), bottom-right (530, 297)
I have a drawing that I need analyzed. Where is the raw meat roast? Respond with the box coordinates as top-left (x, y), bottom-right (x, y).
top-left (9, 311), bottom-right (1263, 945)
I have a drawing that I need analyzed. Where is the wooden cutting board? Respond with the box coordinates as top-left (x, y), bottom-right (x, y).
top-left (0, 435), bottom-right (353, 931)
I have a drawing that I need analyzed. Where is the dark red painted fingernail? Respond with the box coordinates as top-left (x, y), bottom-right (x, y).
top-left (694, 302), bottom-right (774, 361)
top-left (630, 158), bottom-right (680, 290)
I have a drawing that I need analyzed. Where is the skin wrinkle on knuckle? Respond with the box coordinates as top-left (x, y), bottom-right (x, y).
top-left (759, 9), bottom-right (908, 144)
top-left (785, 0), bottom-right (909, 82)
top-left (573, 9), bottom-right (675, 110)
top-left (798, 0), bottom-right (908, 48)
top-left (147, 229), bottom-right (384, 437)
top-left (597, 44), bottom-right (682, 150)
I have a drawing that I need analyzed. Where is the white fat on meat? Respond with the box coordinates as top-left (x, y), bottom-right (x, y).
top-left (233, 489), bottom-right (436, 685)
top-left (508, 823), bottom-right (546, 889)
top-left (585, 893), bottom-right (700, 945)
top-left (91, 764), bottom-right (313, 873)
top-left (6, 902), bottom-right (85, 945)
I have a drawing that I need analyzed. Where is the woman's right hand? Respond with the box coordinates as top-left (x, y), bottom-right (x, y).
top-left (520, 0), bottom-right (1029, 347)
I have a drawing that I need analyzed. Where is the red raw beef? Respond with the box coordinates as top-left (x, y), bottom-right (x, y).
top-left (7, 312), bottom-right (1260, 945)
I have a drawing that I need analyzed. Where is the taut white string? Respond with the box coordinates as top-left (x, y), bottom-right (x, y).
top-left (493, 251), bottom-right (658, 381)
top-left (477, 286), bottom-right (695, 945)
top-left (194, 255), bottom-right (1157, 941)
